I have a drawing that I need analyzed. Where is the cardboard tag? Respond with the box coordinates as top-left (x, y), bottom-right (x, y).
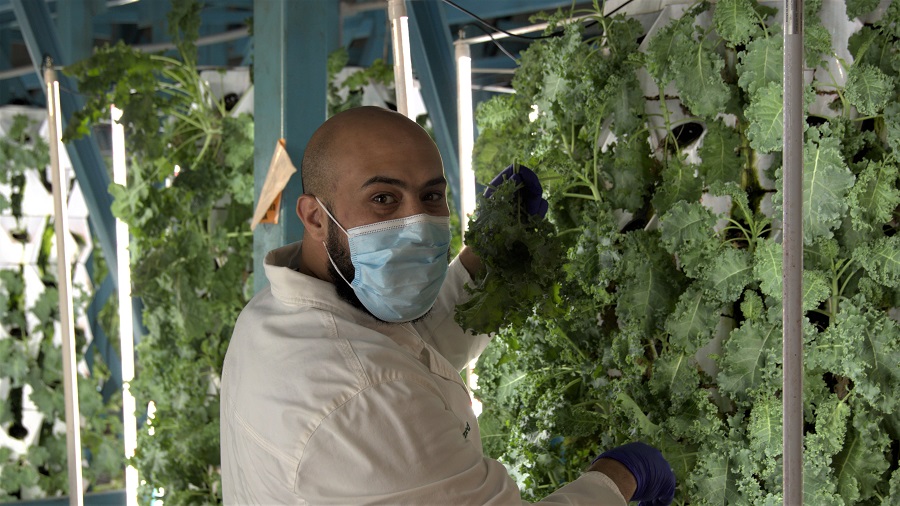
top-left (251, 139), bottom-right (297, 230)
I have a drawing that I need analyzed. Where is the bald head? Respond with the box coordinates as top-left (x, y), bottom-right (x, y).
top-left (300, 106), bottom-right (439, 203)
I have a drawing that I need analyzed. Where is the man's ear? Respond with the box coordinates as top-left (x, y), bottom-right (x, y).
top-left (297, 194), bottom-right (327, 242)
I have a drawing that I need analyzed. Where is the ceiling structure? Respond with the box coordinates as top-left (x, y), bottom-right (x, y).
top-left (0, 0), bottom-right (593, 107)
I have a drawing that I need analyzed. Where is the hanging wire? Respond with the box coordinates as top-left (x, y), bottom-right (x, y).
top-left (459, 23), bottom-right (519, 62)
top-left (441, 0), bottom-right (568, 40)
top-left (446, 0), bottom-right (640, 58)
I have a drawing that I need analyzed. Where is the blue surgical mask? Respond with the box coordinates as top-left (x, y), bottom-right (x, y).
top-left (316, 197), bottom-right (451, 323)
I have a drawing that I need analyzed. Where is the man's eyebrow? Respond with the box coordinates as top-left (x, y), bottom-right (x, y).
top-left (422, 176), bottom-right (447, 188)
top-left (360, 176), bottom-right (407, 189)
top-left (360, 176), bottom-right (447, 190)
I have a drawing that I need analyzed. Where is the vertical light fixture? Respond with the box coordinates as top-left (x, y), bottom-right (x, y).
top-left (782, 0), bottom-right (804, 502)
top-left (455, 41), bottom-right (476, 236)
top-left (111, 105), bottom-right (138, 506)
top-left (455, 40), bottom-right (481, 416)
top-left (44, 61), bottom-right (85, 506)
top-left (388, 0), bottom-right (414, 118)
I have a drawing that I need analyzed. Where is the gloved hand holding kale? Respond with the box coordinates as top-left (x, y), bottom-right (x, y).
top-left (455, 164), bottom-right (565, 335)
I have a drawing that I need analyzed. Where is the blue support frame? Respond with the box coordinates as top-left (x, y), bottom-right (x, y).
top-left (407, 1), bottom-right (461, 213)
top-left (56, 0), bottom-right (95, 64)
top-left (84, 273), bottom-right (122, 402)
top-left (252, 0), bottom-right (339, 293)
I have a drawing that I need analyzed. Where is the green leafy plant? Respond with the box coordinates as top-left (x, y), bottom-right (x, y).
top-left (0, 115), bottom-right (123, 500)
top-left (65, 2), bottom-right (254, 503)
top-left (456, 174), bottom-right (566, 334)
top-left (462, 0), bottom-right (900, 503)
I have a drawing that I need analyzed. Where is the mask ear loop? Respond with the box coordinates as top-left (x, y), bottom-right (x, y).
top-left (314, 196), bottom-right (353, 287)
top-left (314, 196), bottom-right (349, 235)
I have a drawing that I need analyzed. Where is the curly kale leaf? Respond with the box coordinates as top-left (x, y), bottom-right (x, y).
top-left (699, 247), bottom-right (753, 304)
top-left (849, 26), bottom-right (896, 77)
top-left (644, 13), bottom-right (695, 86)
top-left (847, 0), bottom-right (881, 19)
top-left (649, 349), bottom-right (702, 408)
top-left (737, 35), bottom-right (783, 96)
top-left (854, 236), bottom-right (900, 289)
top-left (804, 20), bottom-right (833, 69)
top-left (714, 0), bottom-right (764, 47)
top-left (689, 448), bottom-right (752, 505)
top-left (671, 29), bottom-right (732, 118)
top-left (809, 297), bottom-right (900, 414)
top-left (698, 120), bottom-right (744, 186)
top-left (651, 156), bottom-right (703, 215)
top-left (745, 81), bottom-right (783, 153)
top-left (456, 179), bottom-right (566, 335)
top-left (848, 159), bottom-right (900, 233)
top-left (616, 231), bottom-right (686, 334)
top-left (845, 64), bottom-right (894, 116)
top-left (801, 131), bottom-right (856, 244)
top-left (833, 409), bottom-right (892, 503)
top-left (747, 391), bottom-right (782, 478)
top-left (604, 137), bottom-right (655, 212)
top-left (664, 286), bottom-right (720, 350)
top-left (659, 201), bottom-right (719, 257)
top-left (717, 317), bottom-right (782, 403)
top-left (774, 128), bottom-right (855, 244)
top-left (883, 103), bottom-right (900, 154)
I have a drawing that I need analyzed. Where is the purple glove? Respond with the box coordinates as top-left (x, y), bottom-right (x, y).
top-left (484, 164), bottom-right (549, 218)
top-left (595, 442), bottom-right (676, 506)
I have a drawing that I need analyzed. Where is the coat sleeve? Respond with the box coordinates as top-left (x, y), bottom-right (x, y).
top-left (413, 256), bottom-right (492, 372)
top-left (293, 378), bottom-right (626, 505)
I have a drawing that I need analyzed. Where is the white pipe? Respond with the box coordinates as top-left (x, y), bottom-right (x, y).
top-left (782, 0), bottom-right (804, 503)
top-left (134, 27), bottom-right (249, 53)
top-left (472, 84), bottom-right (515, 94)
top-left (111, 105), bottom-right (138, 506)
top-left (472, 68), bottom-right (516, 75)
top-left (388, 0), bottom-right (414, 118)
top-left (456, 42), bottom-right (476, 235)
top-left (45, 64), bottom-right (85, 506)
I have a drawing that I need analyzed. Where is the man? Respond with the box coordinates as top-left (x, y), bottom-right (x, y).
top-left (221, 106), bottom-right (675, 504)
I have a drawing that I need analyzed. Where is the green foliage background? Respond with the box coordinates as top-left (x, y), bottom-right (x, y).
top-left (0, 116), bottom-right (124, 499)
top-left (63, 3), bottom-right (255, 503)
top-left (463, 0), bottom-right (900, 503)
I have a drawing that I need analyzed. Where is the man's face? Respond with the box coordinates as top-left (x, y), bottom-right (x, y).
top-left (323, 123), bottom-right (449, 320)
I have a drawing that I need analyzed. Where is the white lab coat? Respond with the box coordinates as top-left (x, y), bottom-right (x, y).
top-left (220, 242), bottom-right (626, 505)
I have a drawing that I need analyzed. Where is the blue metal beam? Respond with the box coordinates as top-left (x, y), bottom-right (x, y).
top-left (342, 15), bottom-right (374, 46)
top-left (357, 8), bottom-right (387, 67)
top-left (56, 0), bottom-right (95, 64)
top-left (407, 1), bottom-right (460, 213)
top-left (85, 274), bottom-right (122, 402)
top-left (138, 0), bottom-right (168, 44)
top-left (253, 0), bottom-right (339, 293)
top-left (5, 489), bottom-right (127, 506)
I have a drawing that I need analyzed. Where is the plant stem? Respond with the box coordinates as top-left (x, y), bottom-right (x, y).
top-left (556, 327), bottom-right (589, 362)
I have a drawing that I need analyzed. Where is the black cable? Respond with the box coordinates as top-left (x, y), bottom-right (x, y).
top-left (444, 0), bottom-right (638, 43)
top-left (441, 0), bottom-right (566, 40)
top-left (460, 23), bottom-right (518, 62)
top-left (604, 0), bottom-right (639, 18)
